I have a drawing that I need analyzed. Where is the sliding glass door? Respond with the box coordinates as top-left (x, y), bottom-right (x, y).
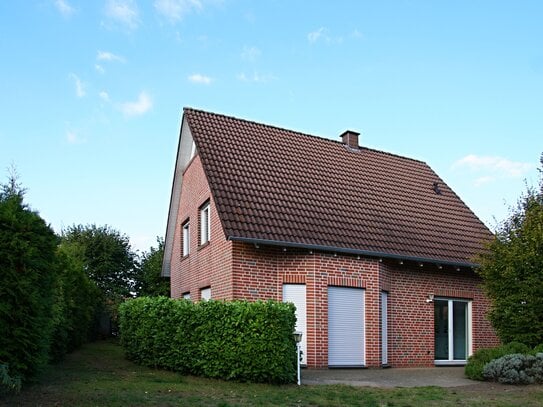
top-left (434, 299), bottom-right (471, 364)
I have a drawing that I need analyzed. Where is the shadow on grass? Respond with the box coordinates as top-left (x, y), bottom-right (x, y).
top-left (2, 340), bottom-right (543, 407)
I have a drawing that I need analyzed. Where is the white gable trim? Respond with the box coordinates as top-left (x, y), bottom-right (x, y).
top-left (162, 117), bottom-right (195, 277)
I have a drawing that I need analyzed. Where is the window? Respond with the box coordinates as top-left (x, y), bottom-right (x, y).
top-left (182, 221), bottom-right (190, 256)
top-left (182, 292), bottom-right (191, 300)
top-left (200, 287), bottom-right (211, 301)
top-left (200, 202), bottom-right (211, 245)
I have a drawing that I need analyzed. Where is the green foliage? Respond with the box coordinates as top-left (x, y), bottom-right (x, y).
top-left (465, 342), bottom-right (531, 380)
top-left (134, 237), bottom-right (169, 297)
top-left (477, 155), bottom-right (543, 346)
top-left (61, 224), bottom-right (137, 299)
top-left (61, 224), bottom-right (138, 335)
top-left (483, 353), bottom-right (543, 384)
top-left (49, 243), bottom-right (102, 362)
top-left (0, 363), bottom-right (22, 394)
top-left (0, 186), bottom-right (58, 383)
top-left (119, 297), bottom-right (297, 384)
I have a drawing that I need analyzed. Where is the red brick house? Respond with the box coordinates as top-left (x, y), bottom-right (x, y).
top-left (162, 108), bottom-right (499, 368)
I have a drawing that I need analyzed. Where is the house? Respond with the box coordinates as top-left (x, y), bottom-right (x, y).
top-left (162, 107), bottom-right (500, 368)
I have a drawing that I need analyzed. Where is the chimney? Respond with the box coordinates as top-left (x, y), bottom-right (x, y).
top-left (340, 130), bottom-right (360, 149)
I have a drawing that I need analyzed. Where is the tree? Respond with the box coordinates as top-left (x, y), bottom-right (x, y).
top-left (0, 173), bottom-right (58, 387)
top-left (477, 154), bottom-right (543, 347)
top-left (134, 237), bottom-right (170, 297)
top-left (61, 224), bottom-right (137, 335)
top-left (61, 224), bottom-right (137, 299)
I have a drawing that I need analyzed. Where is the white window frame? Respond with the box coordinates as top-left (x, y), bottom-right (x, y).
top-left (200, 202), bottom-right (211, 245)
top-left (200, 287), bottom-right (211, 301)
top-left (182, 221), bottom-right (190, 256)
top-left (434, 298), bottom-right (472, 366)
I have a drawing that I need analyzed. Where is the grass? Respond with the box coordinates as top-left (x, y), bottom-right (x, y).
top-left (2, 340), bottom-right (543, 406)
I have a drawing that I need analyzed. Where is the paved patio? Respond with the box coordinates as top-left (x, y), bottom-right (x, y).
top-left (301, 366), bottom-right (475, 388)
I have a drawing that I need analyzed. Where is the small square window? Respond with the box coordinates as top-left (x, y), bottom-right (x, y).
top-left (182, 221), bottom-right (190, 256)
top-left (200, 202), bottom-right (211, 245)
top-left (182, 292), bottom-right (191, 300)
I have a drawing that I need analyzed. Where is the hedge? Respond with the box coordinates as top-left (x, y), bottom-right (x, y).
top-left (119, 297), bottom-right (297, 384)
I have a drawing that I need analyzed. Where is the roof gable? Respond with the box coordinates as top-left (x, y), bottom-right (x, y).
top-left (176, 107), bottom-right (491, 267)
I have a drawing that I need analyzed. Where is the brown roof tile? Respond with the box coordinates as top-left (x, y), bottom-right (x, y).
top-left (185, 107), bottom-right (492, 266)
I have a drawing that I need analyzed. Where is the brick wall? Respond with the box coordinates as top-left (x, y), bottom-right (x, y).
top-left (169, 155), bottom-right (234, 300)
top-left (169, 156), bottom-right (499, 368)
top-left (382, 261), bottom-right (500, 367)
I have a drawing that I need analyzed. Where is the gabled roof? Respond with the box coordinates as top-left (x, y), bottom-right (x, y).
top-left (165, 107), bottom-right (492, 273)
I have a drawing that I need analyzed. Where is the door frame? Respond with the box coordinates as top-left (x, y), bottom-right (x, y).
top-left (434, 297), bottom-right (472, 365)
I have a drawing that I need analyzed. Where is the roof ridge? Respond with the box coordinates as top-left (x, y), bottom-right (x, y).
top-left (184, 107), bottom-right (426, 165)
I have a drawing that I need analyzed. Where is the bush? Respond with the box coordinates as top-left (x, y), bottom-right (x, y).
top-left (483, 353), bottom-right (543, 384)
top-left (0, 363), bottom-right (21, 394)
top-left (119, 297), bottom-right (297, 383)
top-left (49, 244), bottom-right (102, 362)
top-left (465, 342), bottom-right (531, 380)
top-left (0, 192), bottom-right (58, 385)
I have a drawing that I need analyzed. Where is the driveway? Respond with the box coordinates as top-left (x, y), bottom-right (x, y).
top-left (301, 366), bottom-right (475, 388)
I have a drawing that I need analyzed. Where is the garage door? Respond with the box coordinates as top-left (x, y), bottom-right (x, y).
top-left (282, 284), bottom-right (307, 365)
top-left (328, 286), bottom-right (365, 366)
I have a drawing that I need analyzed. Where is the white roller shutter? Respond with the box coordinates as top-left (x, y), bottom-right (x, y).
top-left (328, 286), bottom-right (365, 366)
top-left (282, 284), bottom-right (307, 365)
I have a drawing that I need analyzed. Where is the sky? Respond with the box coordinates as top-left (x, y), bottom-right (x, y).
top-left (1, 1), bottom-right (542, 253)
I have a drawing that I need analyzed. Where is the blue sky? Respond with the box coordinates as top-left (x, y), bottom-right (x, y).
top-left (1, 1), bottom-right (541, 252)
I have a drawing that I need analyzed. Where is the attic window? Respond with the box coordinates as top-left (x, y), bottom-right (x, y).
top-left (433, 182), bottom-right (442, 195)
top-left (200, 201), bottom-right (211, 245)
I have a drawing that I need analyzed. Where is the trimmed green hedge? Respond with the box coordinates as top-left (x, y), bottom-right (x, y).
top-left (119, 297), bottom-right (297, 384)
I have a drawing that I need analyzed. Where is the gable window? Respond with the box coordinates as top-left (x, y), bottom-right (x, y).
top-left (200, 201), bottom-right (211, 245)
top-left (182, 221), bottom-right (190, 256)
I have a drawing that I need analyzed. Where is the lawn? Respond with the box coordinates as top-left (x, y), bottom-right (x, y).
top-left (2, 340), bottom-right (543, 406)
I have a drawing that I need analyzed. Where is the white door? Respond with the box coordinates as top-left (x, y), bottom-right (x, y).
top-left (282, 284), bottom-right (307, 365)
top-left (328, 286), bottom-right (365, 366)
top-left (381, 291), bottom-right (388, 365)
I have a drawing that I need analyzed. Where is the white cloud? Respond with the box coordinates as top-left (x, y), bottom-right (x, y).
top-left (119, 91), bottom-right (152, 116)
top-left (97, 50), bottom-right (125, 62)
top-left (188, 73), bottom-right (212, 84)
top-left (241, 45), bottom-right (261, 62)
top-left (351, 28), bottom-right (363, 39)
top-left (54, 0), bottom-right (75, 17)
top-left (99, 91), bottom-right (110, 101)
top-left (474, 176), bottom-right (495, 187)
top-left (308, 27), bottom-right (326, 43)
top-left (453, 154), bottom-right (534, 178)
top-left (307, 27), bottom-right (343, 45)
top-left (105, 0), bottom-right (140, 30)
top-left (237, 71), bottom-right (276, 83)
top-left (66, 130), bottom-right (85, 144)
top-left (154, 0), bottom-right (202, 22)
top-left (69, 73), bottom-right (85, 97)
top-left (95, 64), bottom-right (105, 74)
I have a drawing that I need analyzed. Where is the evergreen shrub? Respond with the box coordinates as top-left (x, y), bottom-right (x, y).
top-left (119, 297), bottom-right (297, 383)
top-left (465, 342), bottom-right (531, 380)
top-left (483, 353), bottom-right (543, 384)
